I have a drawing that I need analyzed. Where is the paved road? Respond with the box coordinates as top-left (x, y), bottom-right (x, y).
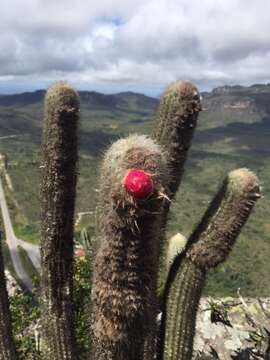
top-left (0, 177), bottom-right (41, 291)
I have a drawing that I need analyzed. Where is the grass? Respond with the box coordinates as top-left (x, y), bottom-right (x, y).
top-left (13, 223), bottom-right (40, 245)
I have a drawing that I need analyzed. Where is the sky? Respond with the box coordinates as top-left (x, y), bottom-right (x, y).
top-left (1, 0), bottom-right (270, 96)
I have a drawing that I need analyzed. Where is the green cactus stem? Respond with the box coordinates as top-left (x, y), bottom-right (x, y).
top-left (159, 168), bottom-right (261, 360)
top-left (153, 81), bottom-right (202, 305)
top-left (0, 236), bottom-right (18, 360)
top-left (91, 134), bottom-right (168, 360)
top-left (154, 80), bottom-right (201, 199)
top-left (162, 258), bottom-right (204, 360)
top-left (40, 82), bottom-right (79, 360)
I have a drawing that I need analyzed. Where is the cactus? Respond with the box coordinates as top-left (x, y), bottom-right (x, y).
top-left (153, 80), bottom-right (201, 199)
top-left (40, 82), bottom-right (79, 359)
top-left (153, 80), bottom-right (202, 301)
top-left (91, 135), bottom-right (168, 360)
top-left (0, 80), bottom-right (261, 360)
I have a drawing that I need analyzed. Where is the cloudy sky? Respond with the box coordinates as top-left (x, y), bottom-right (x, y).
top-left (1, 0), bottom-right (270, 95)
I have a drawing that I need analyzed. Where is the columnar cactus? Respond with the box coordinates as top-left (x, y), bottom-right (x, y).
top-left (91, 135), bottom-right (168, 360)
top-left (40, 82), bottom-right (79, 359)
top-left (153, 80), bottom-right (201, 199)
top-left (153, 80), bottom-right (202, 299)
top-left (0, 79), bottom-right (261, 360)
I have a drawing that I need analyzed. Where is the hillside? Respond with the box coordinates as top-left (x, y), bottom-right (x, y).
top-left (0, 83), bottom-right (269, 296)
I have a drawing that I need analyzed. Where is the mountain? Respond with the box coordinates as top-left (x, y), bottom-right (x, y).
top-left (0, 89), bottom-right (158, 110)
top-left (195, 84), bottom-right (270, 155)
top-left (0, 90), bottom-right (45, 107)
top-left (200, 83), bottom-right (270, 126)
top-left (1, 83), bottom-right (270, 134)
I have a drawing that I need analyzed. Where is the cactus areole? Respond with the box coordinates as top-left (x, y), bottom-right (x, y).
top-left (123, 169), bottom-right (154, 199)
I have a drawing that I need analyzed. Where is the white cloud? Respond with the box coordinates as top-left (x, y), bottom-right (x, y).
top-left (1, 0), bottom-right (270, 94)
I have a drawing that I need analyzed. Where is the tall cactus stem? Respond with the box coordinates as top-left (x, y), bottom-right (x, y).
top-left (159, 168), bottom-right (260, 360)
top-left (153, 81), bottom-right (202, 303)
top-left (91, 135), bottom-right (168, 360)
top-left (163, 259), bottom-right (204, 360)
top-left (154, 80), bottom-right (201, 199)
top-left (40, 82), bottom-right (79, 360)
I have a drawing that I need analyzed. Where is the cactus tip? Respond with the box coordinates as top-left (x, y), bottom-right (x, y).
top-left (164, 80), bottom-right (200, 99)
top-left (228, 168), bottom-right (261, 197)
top-left (45, 81), bottom-right (79, 113)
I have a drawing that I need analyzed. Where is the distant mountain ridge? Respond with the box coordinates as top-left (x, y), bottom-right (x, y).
top-left (0, 90), bottom-right (45, 107)
top-left (0, 82), bottom-right (270, 152)
top-left (200, 83), bottom-right (270, 119)
top-left (0, 89), bottom-right (159, 110)
top-left (1, 82), bottom-right (270, 114)
top-left (203, 83), bottom-right (270, 96)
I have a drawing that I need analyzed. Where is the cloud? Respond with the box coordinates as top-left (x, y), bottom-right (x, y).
top-left (1, 0), bottom-right (270, 94)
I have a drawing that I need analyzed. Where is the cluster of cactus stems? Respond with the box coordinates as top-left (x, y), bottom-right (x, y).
top-left (0, 80), bottom-right (261, 360)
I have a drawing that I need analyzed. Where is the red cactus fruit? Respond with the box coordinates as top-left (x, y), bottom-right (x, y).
top-left (124, 169), bottom-right (154, 199)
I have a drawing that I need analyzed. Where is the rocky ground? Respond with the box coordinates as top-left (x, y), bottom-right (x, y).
top-left (5, 269), bottom-right (19, 296)
top-left (194, 296), bottom-right (270, 359)
top-left (5, 272), bottom-right (270, 359)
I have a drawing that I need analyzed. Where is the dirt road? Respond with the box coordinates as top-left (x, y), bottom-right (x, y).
top-left (0, 177), bottom-right (41, 291)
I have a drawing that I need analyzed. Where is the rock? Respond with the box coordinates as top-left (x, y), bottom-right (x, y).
top-left (5, 270), bottom-right (19, 296)
top-left (194, 297), bottom-right (270, 359)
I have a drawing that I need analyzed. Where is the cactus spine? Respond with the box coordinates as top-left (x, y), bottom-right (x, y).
top-left (91, 135), bottom-right (168, 360)
top-left (0, 236), bottom-right (17, 360)
top-left (40, 82), bottom-right (79, 359)
top-left (159, 169), bottom-right (260, 360)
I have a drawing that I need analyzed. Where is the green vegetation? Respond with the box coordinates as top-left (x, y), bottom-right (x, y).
top-left (9, 290), bottom-right (41, 360)
top-left (73, 256), bottom-right (92, 359)
top-left (17, 246), bottom-right (39, 282)
top-left (14, 224), bottom-right (40, 245)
